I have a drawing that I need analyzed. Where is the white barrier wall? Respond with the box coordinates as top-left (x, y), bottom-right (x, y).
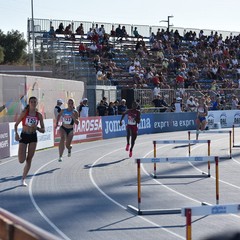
top-left (0, 74), bottom-right (85, 123)
top-left (9, 119), bottom-right (54, 157)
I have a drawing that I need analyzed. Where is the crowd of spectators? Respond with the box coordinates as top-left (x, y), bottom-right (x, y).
top-left (44, 22), bottom-right (240, 111)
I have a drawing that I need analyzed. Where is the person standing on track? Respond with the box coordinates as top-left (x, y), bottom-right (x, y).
top-left (14, 96), bottom-right (45, 186)
top-left (120, 101), bottom-right (141, 157)
top-left (56, 98), bottom-right (79, 162)
top-left (196, 97), bottom-right (208, 140)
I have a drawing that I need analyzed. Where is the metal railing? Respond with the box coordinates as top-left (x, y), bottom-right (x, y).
top-left (0, 208), bottom-right (61, 240)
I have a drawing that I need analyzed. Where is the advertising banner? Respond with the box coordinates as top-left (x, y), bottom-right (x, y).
top-left (207, 110), bottom-right (240, 128)
top-left (0, 123), bottom-right (10, 159)
top-left (102, 112), bottom-right (197, 139)
top-left (152, 112), bottom-right (197, 133)
top-left (101, 114), bottom-right (153, 139)
top-left (9, 119), bottom-right (54, 157)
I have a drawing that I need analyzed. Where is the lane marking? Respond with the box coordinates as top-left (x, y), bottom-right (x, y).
top-left (89, 147), bottom-right (185, 239)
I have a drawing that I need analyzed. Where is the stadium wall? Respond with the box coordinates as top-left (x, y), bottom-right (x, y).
top-left (0, 74), bottom-right (85, 123)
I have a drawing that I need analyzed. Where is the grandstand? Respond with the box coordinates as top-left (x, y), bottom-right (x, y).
top-left (27, 18), bottom-right (240, 109)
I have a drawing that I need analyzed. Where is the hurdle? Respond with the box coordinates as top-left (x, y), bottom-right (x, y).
top-left (188, 130), bottom-right (232, 159)
top-left (232, 124), bottom-right (240, 147)
top-left (152, 140), bottom-right (211, 178)
top-left (182, 203), bottom-right (240, 240)
top-left (127, 156), bottom-right (219, 215)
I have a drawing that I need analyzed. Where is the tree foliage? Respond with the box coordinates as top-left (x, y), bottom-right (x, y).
top-left (0, 30), bottom-right (27, 64)
top-left (0, 46), bottom-right (4, 63)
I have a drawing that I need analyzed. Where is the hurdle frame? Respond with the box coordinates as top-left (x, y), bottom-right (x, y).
top-left (188, 130), bottom-right (232, 159)
top-left (127, 156), bottom-right (219, 215)
top-left (232, 124), bottom-right (240, 147)
top-left (152, 140), bottom-right (211, 178)
top-left (182, 203), bottom-right (240, 240)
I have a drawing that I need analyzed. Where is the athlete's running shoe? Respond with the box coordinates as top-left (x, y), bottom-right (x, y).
top-left (129, 151), bottom-right (133, 158)
top-left (21, 179), bottom-right (27, 187)
top-left (125, 144), bottom-right (130, 151)
top-left (58, 157), bottom-right (63, 162)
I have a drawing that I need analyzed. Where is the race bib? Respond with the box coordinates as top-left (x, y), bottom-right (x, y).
top-left (63, 115), bottom-right (72, 124)
top-left (26, 116), bottom-right (38, 126)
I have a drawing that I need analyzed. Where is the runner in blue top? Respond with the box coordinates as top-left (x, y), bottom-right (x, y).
top-left (196, 97), bottom-right (208, 140)
top-left (56, 98), bottom-right (79, 162)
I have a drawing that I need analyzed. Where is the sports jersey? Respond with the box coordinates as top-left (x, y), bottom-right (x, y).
top-left (127, 109), bottom-right (140, 126)
top-left (62, 109), bottom-right (77, 125)
top-left (22, 110), bottom-right (39, 127)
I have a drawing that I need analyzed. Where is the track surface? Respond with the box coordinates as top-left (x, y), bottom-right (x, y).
top-left (1, 129), bottom-right (240, 240)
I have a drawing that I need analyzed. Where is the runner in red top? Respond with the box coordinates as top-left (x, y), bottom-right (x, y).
top-left (120, 101), bottom-right (141, 157)
top-left (14, 96), bottom-right (45, 186)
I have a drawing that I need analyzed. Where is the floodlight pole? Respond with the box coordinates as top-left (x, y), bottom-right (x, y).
top-left (31, 0), bottom-right (36, 71)
top-left (160, 15), bottom-right (174, 32)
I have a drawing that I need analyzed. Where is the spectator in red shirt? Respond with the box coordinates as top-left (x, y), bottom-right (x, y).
top-left (78, 43), bottom-right (89, 58)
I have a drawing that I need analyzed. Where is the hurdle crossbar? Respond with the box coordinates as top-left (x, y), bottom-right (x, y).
top-left (182, 203), bottom-right (240, 240)
top-left (127, 156), bottom-right (220, 216)
top-left (153, 140), bottom-right (211, 178)
top-left (233, 124), bottom-right (240, 147)
top-left (188, 130), bottom-right (232, 159)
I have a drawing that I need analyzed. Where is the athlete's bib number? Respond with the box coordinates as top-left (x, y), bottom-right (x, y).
top-left (26, 117), bottom-right (37, 126)
top-left (63, 116), bottom-right (72, 124)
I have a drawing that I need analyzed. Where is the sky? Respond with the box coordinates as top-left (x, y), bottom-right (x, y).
top-left (1, 0), bottom-right (240, 39)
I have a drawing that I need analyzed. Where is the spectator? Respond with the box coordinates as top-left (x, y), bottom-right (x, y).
top-left (115, 24), bottom-right (123, 40)
top-left (129, 62), bottom-right (136, 75)
top-left (78, 98), bottom-right (89, 117)
top-left (118, 99), bottom-right (127, 115)
top-left (76, 23), bottom-right (84, 36)
top-left (186, 96), bottom-right (197, 112)
top-left (107, 102), bottom-right (115, 115)
top-left (87, 28), bottom-right (93, 40)
top-left (78, 42), bottom-right (90, 58)
top-left (54, 99), bottom-right (63, 119)
top-left (64, 24), bottom-right (72, 35)
top-left (96, 69), bottom-right (107, 81)
top-left (133, 27), bottom-right (143, 40)
top-left (174, 97), bottom-right (183, 113)
top-left (113, 100), bottom-right (119, 115)
top-left (149, 32), bottom-right (156, 46)
top-left (56, 23), bottom-right (64, 34)
top-left (153, 83), bottom-right (161, 97)
top-left (232, 95), bottom-right (240, 109)
top-left (152, 95), bottom-right (168, 112)
top-left (88, 42), bottom-right (98, 54)
top-left (97, 100), bottom-right (107, 116)
top-left (121, 26), bottom-right (129, 39)
top-left (110, 25), bottom-right (116, 36)
top-left (48, 26), bottom-right (56, 38)
top-left (102, 97), bottom-right (109, 107)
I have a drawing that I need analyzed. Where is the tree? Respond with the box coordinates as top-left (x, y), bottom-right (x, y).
top-left (0, 30), bottom-right (27, 64)
top-left (0, 46), bottom-right (4, 63)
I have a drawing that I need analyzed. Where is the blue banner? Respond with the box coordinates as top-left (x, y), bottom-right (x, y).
top-left (102, 112), bottom-right (197, 139)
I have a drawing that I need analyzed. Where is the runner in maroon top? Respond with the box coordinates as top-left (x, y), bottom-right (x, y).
top-left (120, 101), bottom-right (141, 157)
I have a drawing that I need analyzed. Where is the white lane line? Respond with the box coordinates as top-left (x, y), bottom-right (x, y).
top-left (0, 157), bottom-right (18, 165)
top-left (89, 147), bottom-right (185, 240)
top-left (29, 158), bottom-right (72, 240)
